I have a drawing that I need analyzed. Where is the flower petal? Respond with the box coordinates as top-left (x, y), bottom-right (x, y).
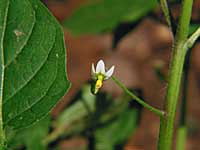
top-left (105, 66), bottom-right (115, 79)
top-left (96, 60), bottom-right (105, 74)
top-left (91, 63), bottom-right (96, 74)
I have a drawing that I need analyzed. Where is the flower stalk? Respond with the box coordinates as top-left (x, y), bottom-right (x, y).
top-left (111, 76), bottom-right (165, 117)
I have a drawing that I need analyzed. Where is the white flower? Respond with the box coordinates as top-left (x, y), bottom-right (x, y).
top-left (91, 59), bottom-right (115, 94)
top-left (91, 59), bottom-right (115, 80)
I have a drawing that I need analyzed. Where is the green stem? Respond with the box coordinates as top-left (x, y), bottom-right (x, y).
top-left (159, 0), bottom-right (172, 30)
top-left (158, 0), bottom-right (193, 150)
top-left (176, 126), bottom-right (187, 150)
top-left (159, 0), bottom-right (177, 34)
top-left (111, 76), bottom-right (165, 117)
top-left (187, 27), bottom-right (200, 48)
top-left (176, 48), bottom-right (192, 150)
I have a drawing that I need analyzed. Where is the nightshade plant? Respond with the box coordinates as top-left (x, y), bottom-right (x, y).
top-left (86, 0), bottom-right (199, 150)
top-left (0, 0), bottom-right (70, 149)
top-left (0, 0), bottom-right (199, 150)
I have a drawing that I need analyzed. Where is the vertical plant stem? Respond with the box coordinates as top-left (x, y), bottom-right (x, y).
top-left (176, 48), bottom-right (192, 150)
top-left (158, 0), bottom-right (193, 150)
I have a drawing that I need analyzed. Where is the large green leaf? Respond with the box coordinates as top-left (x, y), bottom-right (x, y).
top-left (0, 0), bottom-right (70, 130)
top-left (63, 0), bottom-right (157, 35)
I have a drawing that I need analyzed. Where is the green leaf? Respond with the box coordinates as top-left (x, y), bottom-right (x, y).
top-left (63, 0), bottom-right (157, 35)
top-left (7, 116), bottom-right (50, 150)
top-left (189, 24), bottom-right (199, 35)
top-left (0, 0), bottom-right (70, 130)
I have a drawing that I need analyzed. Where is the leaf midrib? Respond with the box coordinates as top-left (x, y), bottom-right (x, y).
top-left (0, 0), bottom-right (10, 141)
top-left (0, 1), bottom-right (9, 66)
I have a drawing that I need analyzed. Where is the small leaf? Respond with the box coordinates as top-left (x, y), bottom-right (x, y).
top-left (0, 0), bottom-right (70, 130)
top-left (63, 0), bottom-right (157, 35)
top-left (189, 24), bottom-right (199, 35)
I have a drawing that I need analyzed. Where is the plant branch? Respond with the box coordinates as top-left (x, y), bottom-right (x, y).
top-left (111, 76), bottom-right (165, 117)
top-left (159, 0), bottom-right (176, 34)
top-left (158, 0), bottom-right (193, 150)
top-left (187, 27), bottom-right (200, 48)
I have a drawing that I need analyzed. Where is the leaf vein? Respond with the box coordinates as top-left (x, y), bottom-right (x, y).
top-left (5, 51), bottom-right (59, 125)
top-left (4, 26), bottom-right (56, 103)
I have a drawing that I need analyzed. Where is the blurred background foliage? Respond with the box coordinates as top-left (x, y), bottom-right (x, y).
top-left (63, 0), bottom-right (157, 35)
top-left (7, 0), bottom-right (200, 150)
top-left (7, 84), bottom-right (141, 150)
